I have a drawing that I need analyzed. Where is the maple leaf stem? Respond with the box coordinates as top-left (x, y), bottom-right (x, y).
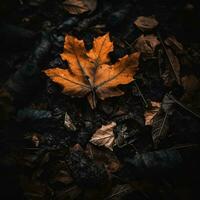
top-left (92, 61), bottom-right (99, 83)
top-left (91, 88), bottom-right (96, 108)
top-left (95, 65), bottom-right (129, 89)
top-left (85, 75), bottom-right (96, 108)
top-left (72, 41), bottom-right (96, 107)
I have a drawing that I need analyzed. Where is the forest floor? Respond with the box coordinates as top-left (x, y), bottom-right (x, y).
top-left (0, 0), bottom-right (200, 199)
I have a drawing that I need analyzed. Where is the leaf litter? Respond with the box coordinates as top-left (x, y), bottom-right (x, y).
top-left (1, 0), bottom-right (200, 200)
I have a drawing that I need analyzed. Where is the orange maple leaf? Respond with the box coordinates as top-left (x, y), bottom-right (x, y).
top-left (44, 33), bottom-right (140, 109)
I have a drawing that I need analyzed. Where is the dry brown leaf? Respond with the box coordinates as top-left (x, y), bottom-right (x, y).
top-left (134, 34), bottom-right (160, 55)
top-left (44, 33), bottom-right (140, 109)
top-left (134, 16), bottom-right (159, 32)
top-left (63, 0), bottom-right (97, 15)
top-left (90, 122), bottom-right (116, 151)
top-left (165, 36), bottom-right (184, 54)
top-left (164, 48), bottom-right (181, 85)
top-left (144, 101), bottom-right (161, 125)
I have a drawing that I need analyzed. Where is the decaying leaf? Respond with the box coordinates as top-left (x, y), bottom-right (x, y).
top-left (44, 33), bottom-right (140, 109)
top-left (152, 111), bottom-right (170, 147)
top-left (134, 34), bottom-right (160, 55)
top-left (64, 112), bottom-right (77, 131)
top-left (152, 94), bottom-right (175, 147)
top-left (144, 101), bottom-right (161, 125)
top-left (63, 0), bottom-right (97, 15)
top-left (165, 36), bottom-right (184, 54)
top-left (158, 33), bottom-right (182, 85)
top-left (163, 48), bottom-right (181, 85)
top-left (134, 16), bottom-right (159, 32)
top-left (90, 122), bottom-right (117, 150)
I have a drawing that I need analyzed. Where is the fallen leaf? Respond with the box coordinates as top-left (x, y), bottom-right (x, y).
top-left (165, 36), bottom-right (184, 54)
top-left (134, 34), bottom-right (160, 55)
top-left (152, 111), bottom-right (170, 148)
top-left (167, 48), bottom-right (181, 84)
top-left (90, 122), bottom-right (117, 150)
top-left (152, 94), bottom-right (175, 147)
top-left (144, 101), bottom-right (161, 125)
top-left (64, 112), bottom-right (76, 131)
top-left (44, 33), bottom-right (140, 109)
top-left (162, 48), bottom-right (181, 85)
top-left (134, 16), bottom-right (159, 32)
top-left (63, 0), bottom-right (97, 15)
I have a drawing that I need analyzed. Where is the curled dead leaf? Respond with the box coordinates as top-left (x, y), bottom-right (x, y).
top-left (63, 0), bottom-right (97, 15)
top-left (134, 34), bottom-right (160, 55)
top-left (44, 33), bottom-right (140, 109)
top-left (90, 122), bottom-right (116, 151)
top-left (134, 16), bottom-right (159, 32)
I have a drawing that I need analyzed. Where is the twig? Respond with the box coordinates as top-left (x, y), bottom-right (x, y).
top-left (123, 40), bottom-right (133, 50)
top-left (23, 148), bottom-right (40, 150)
top-left (158, 112), bottom-right (168, 137)
top-left (134, 81), bottom-right (149, 108)
top-left (89, 144), bottom-right (94, 159)
top-left (171, 143), bottom-right (199, 150)
top-left (169, 93), bottom-right (200, 119)
top-left (158, 49), bottom-right (163, 77)
top-left (104, 188), bottom-right (130, 200)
